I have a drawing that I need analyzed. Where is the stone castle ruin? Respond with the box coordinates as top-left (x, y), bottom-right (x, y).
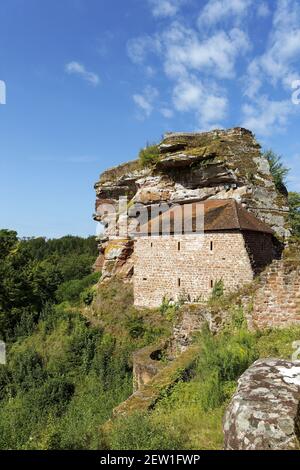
top-left (94, 127), bottom-right (291, 309)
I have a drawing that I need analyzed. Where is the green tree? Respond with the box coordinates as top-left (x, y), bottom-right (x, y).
top-left (263, 150), bottom-right (289, 193)
top-left (288, 192), bottom-right (300, 238)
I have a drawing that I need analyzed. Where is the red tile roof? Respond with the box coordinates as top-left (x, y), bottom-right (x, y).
top-left (137, 199), bottom-right (273, 236)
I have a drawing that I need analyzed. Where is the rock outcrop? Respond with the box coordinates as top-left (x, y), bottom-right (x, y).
top-left (94, 128), bottom-right (289, 281)
top-left (224, 358), bottom-right (300, 450)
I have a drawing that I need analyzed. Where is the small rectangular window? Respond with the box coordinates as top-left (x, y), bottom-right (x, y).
top-left (178, 241), bottom-right (181, 251)
top-left (151, 242), bottom-right (153, 248)
top-left (178, 278), bottom-right (181, 287)
top-left (210, 280), bottom-right (214, 288)
top-left (143, 277), bottom-right (147, 281)
top-left (210, 241), bottom-right (213, 251)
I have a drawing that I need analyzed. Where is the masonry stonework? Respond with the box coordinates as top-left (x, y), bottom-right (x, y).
top-left (245, 260), bottom-right (300, 330)
top-left (134, 231), bottom-right (257, 308)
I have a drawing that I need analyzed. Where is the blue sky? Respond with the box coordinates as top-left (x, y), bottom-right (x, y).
top-left (0, 0), bottom-right (300, 238)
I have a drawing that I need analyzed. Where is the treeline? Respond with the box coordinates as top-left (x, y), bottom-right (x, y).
top-left (0, 231), bottom-right (169, 449)
top-left (0, 231), bottom-right (99, 341)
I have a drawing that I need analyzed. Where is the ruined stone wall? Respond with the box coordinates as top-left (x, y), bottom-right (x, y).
top-left (134, 231), bottom-right (254, 308)
top-left (246, 260), bottom-right (300, 329)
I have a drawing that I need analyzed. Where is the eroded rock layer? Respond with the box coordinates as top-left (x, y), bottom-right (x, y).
top-left (94, 128), bottom-right (289, 281)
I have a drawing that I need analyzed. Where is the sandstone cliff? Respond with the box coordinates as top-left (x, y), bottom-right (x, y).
top-left (94, 127), bottom-right (289, 281)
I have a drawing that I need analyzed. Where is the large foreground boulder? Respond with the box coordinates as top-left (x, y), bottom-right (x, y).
top-left (224, 358), bottom-right (300, 450)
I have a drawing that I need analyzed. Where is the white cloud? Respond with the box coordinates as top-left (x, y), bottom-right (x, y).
top-left (148, 0), bottom-right (185, 18)
top-left (128, 22), bottom-right (249, 79)
top-left (127, 14), bottom-right (248, 129)
top-left (172, 76), bottom-right (228, 128)
top-left (198, 0), bottom-right (252, 27)
top-left (160, 107), bottom-right (174, 118)
top-left (133, 86), bottom-right (159, 118)
top-left (127, 35), bottom-right (161, 64)
top-left (242, 96), bottom-right (294, 136)
top-left (256, 2), bottom-right (271, 17)
top-left (65, 61), bottom-right (100, 86)
top-left (162, 23), bottom-right (250, 79)
top-left (246, 0), bottom-right (300, 97)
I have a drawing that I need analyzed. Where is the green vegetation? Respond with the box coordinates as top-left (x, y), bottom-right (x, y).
top-left (0, 230), bottom-right (171, 449)
top-left (1, 229), bottom-right (300, 450)
top-left (139, 144), bottom-right (160, 167)
top-left (263, 149), bottom-right (289, 193)
top-left (0, 230), bottom-right (99, 341)
top-left (107, 308), bottom-right (300, 450)
top-left (289, 192), bottom-right (300, 239)
top-left (211, 279), bottom-right (224, 300)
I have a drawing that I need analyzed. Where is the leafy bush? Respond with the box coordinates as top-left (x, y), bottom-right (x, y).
top-left (56, 272), bottom-right (100, 303)
top-left (108, 412), bottom-right (184, 450)
top-left (139, 144), bottom-right (160, 167)
top-left (80, 288), bottom-right (95, 306)
top-left (194, 327), bottom-right (257, 410)
top-left (125, 314), bottom-right (145, 339)
top-left (159, 296), bottom-right (179, 322)
top-left (10, 349), bottom-right (46, 393)
top-left (211, 279), bottom-right (224, 300)
top-left (35, 378), bottom-right (75, 417)
top-left (289, 192), bottom-right (300, 238)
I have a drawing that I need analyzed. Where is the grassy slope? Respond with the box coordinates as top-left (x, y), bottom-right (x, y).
top-left (1, 253), bottom-right (300, 449)
top-left (107, 315), bottom-right (300, 450)
top-left (0, 280), bottom-right (172, 450)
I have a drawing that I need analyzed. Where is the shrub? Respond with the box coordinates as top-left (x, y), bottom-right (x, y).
top-left (125, 314), bottom-right (145, 339)
top-left (263, 150), bottom-right (289, 193)
top-left (0, 367), bottom-right (10, 401)
top-left (194, 327), bottom-right (258, 410)
top-left (56, 272), bottom-right (100, 304)
top-left (80, 288), bottom-right (94, 306)
top-left (139, 144), bottom-right (160, 167)
top-left (159, 297), bottom-right (179, 322)
top-left (10, 349), bottom-right (46, 393)
top-left (288, 192), bottom-right (300, 238)
top-left (35, 378), bottom-right (75, 417)
top-left (211, 279), bottom-right (224, 300)
top-left (108, 412), bottom-right (184, 450)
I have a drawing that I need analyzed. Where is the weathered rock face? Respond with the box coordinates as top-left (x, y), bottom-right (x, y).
top-left (224, 359), bottom-right (300, 450)
top-left (94, 128), bottom-right (289, 280)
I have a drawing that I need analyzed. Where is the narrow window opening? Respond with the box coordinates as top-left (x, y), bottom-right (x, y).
top-left (210, 241), bottom-right (213, 251)
top-left (151, 242), bottom-right (153, 248)
top-left (143, 277), bottom-right (147, 281)
top-left (159, 211), bottom-right (163, 235)
top-left (178, 278), bottom-right (181, 287)
top-left (210, 280), bottom-right (214, 289)
top-left (178, 241), bottom-right (181, 251)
